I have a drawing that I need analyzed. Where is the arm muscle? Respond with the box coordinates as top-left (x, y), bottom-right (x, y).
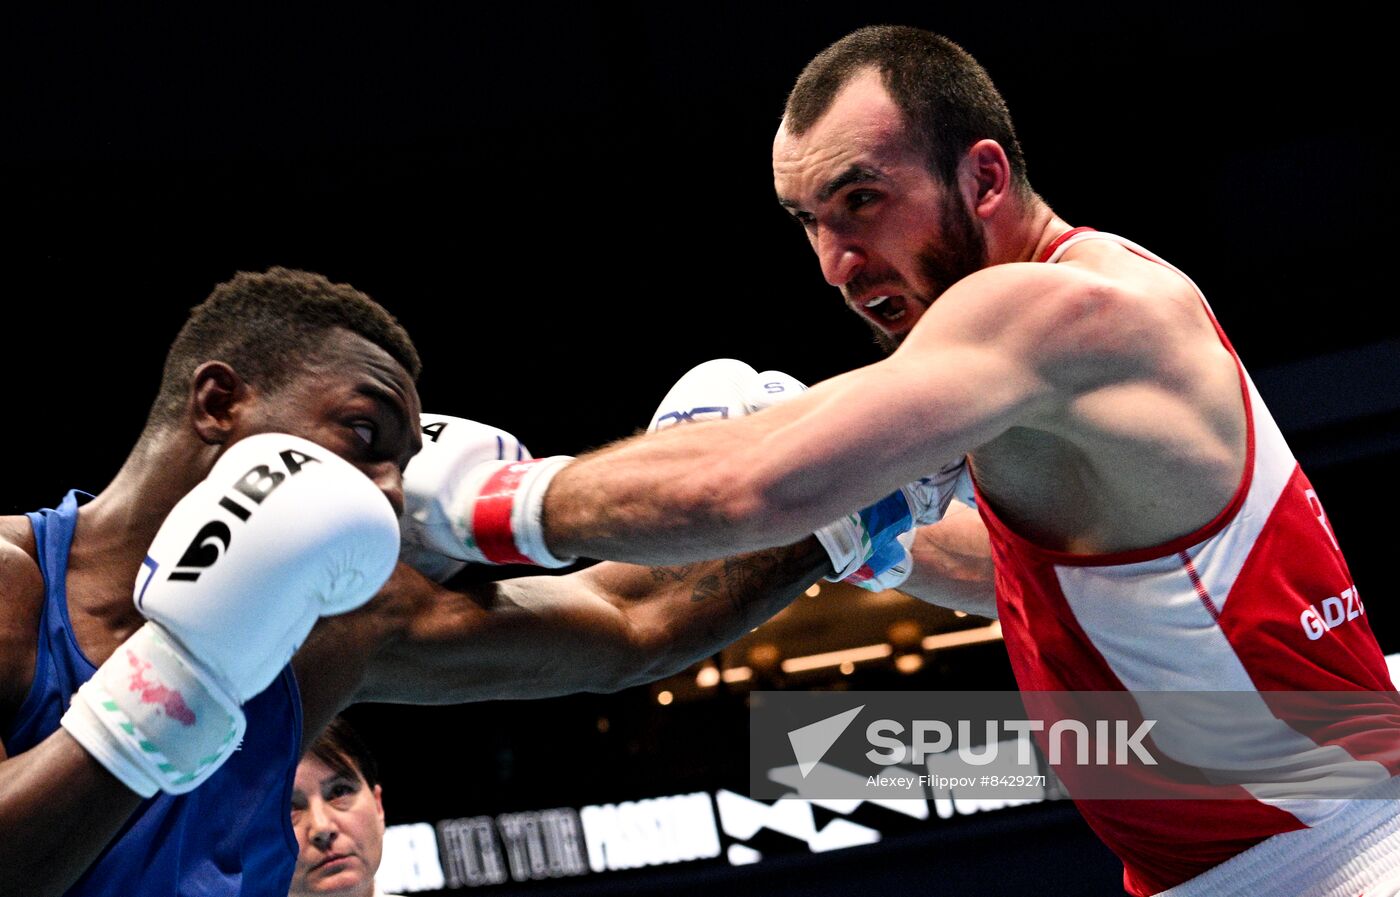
top-left (342, 542), bottom-right (827, 705)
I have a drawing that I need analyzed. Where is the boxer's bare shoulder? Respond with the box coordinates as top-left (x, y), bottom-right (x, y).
top-left (0, 516), bottom-right (45, 733)
top-left (0, 515), bottom-right (39, 566)
top-left (1055, 237), bottom-right (1223, 342)
top-left (952, 238), bottom-right (1248, 552)
top-left (912, 242), bottom-right (1219, 387)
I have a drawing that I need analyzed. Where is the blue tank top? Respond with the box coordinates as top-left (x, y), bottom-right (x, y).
top-left (4, 490), bottom-right (304, 896)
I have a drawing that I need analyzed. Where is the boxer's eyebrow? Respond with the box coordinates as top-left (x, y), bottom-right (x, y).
top-left (356, 381), bottom-right (422, 461)
top-left (817, 165), bottom-right (884, 203)
top-left (777, 164), bottom-right (886, 210)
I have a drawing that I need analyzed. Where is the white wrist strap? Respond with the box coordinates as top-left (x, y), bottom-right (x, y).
top-left (61, 623), bottom-right (245, 796)
top-left (512, 455), bottom-right (577, 568)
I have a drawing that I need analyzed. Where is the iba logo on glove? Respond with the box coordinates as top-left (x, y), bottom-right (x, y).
top-left (652, 405), bottom-right (733, 431)
top-left (137, 447), bottom-right (322, 604)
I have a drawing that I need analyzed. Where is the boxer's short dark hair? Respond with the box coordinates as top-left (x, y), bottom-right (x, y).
top-left (308, 716), bottom-right (381, 790)
top-left (784, 26), bottom-right (1031, 196)
top-left (148, 267), bottom-right (421, 428)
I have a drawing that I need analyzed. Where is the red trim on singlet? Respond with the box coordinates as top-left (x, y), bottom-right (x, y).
top-left (973, 229), bottom-right (1258, 568)
top-left (1036, 226), bottom-right (1097, 263)
top-left (1178, 550), bottom-right (1221, 620)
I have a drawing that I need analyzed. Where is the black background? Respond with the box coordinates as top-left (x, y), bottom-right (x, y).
top-left (4, 3), bottom-right (1396, 500)
top-left (4, 4), bottom-right (1397, 893)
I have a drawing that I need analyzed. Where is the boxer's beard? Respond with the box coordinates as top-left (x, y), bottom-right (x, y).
top-left (868, 188), bottom-right (988, 355)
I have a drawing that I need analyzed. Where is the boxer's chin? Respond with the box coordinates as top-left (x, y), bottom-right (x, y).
top-left (866, 319), bottom-right (905, 355)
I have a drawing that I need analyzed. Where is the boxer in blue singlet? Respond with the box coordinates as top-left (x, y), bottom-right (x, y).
top-left (4, 492), bottom-right (303, 895)
top-left (0, 267), bottom-right (830, 896)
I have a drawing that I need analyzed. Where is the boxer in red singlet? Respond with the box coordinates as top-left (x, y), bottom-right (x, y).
top-left (445, 26), bottom-right (1400, 897)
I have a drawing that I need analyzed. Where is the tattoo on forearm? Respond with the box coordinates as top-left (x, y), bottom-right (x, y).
top-left (718, 554), bottom-right (765, 612)
top-left (650, 564), bottom-right (699, 584)
top-left (690, 574), bottom-right (723, 603)
top-left (683, 542), bottom-right (827, 618)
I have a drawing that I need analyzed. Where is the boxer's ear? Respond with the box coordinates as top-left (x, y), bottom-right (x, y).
top-left (188, 361), bottom-right (250, 445)
top-left (960, 138), bottom-right (1012, 220)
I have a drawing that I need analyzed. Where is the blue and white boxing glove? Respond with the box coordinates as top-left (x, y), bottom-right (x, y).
top-left (911, 461), bottom-right (977, 522)
top-left (844, 530), bottom-right (917, 591)
top-left (813, 488), bottom-right (915, 586)
top-left (648, 359), bottom-right (946, 592)
top-left (815, 458), bottom-right (970, 590)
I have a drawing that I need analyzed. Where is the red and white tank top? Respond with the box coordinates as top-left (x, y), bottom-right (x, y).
top-left (975, 229), bottom-right (1399, 895)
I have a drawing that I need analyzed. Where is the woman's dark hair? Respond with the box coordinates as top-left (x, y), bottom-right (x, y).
top-left (307, 716), bottom-right (380, 789)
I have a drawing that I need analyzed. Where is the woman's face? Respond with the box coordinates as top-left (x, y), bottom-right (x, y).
top-left (288, 754), bottom-right (386, 897)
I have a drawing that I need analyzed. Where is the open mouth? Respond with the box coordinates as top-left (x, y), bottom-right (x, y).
top-left (863, 294), bottom-right (910, 324)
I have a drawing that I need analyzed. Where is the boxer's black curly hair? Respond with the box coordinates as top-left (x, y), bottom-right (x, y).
top-left (307, 715), bottom-right (381, 790)
top-left (784, 26), bottom-right (1032, 199)
top-left (146, 266), bottom-right (421, 430)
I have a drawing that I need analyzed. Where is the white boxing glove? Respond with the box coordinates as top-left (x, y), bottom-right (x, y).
top-left (396, 413), bottom-right (575, 569)
top-left (648, 359), bottom-right (807, 433)
top-left (62, 433), bottom-right (400, 796)
top-left (646, 360), bottom-right (886, 585)
top-left (400, 414), bottom-right (533, 581)
top-left (424, 363), bottom-right (810, 569)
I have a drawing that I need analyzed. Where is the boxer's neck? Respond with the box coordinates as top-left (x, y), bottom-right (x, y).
top-left (985, 195), bottom-right (1067, 267)
top-left (69, 430), bottom-right (218, 602)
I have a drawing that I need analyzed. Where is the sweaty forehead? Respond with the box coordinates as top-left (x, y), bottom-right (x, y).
top-left (773, 68), bottom-right (911, 194)
top-left (303, 329), bottom-right (421, 412)
top-left (319, 329), bottom-right (413, 384)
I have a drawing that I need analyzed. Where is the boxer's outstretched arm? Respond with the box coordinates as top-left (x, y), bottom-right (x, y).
top-left (337, 539), bottom-right (828, 705)
top-left (539, 263), bottom-right (1110, 566)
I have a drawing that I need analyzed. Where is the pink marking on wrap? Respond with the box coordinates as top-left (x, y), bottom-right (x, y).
top-left (124, 649), bottom-right (198, 726)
